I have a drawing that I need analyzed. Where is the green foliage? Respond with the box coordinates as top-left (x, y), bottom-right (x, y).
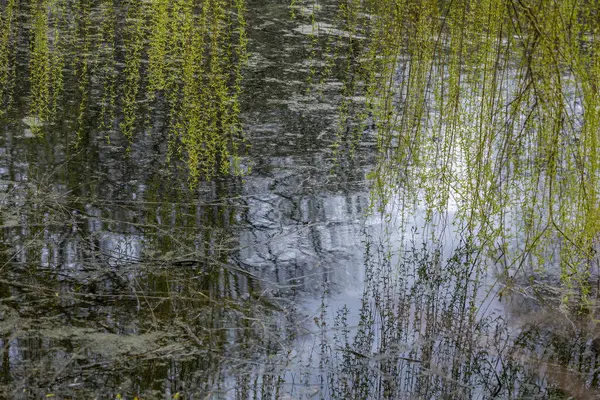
top-left (0, 0), bottom-right (17, 117)
top-left (7, 0), bottom-right (247, 182)
top-left (306, 0), bottom-right (600, 296)
top-left (29, 0), bottom-right (52, 130)
top-left (27, 0), bottom-right (66, 132)
top-left (120, 0), bottom-right (146, 142)
top-left (97, 0), bottom-right (117, 134)
top-left (160, 0), bottom-right (248, 185)
top-left (146, 0), bottom-right (170, 101)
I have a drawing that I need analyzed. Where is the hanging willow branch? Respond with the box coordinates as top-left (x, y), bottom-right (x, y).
top-left (308, 0), bottom-right (599, 296)
top-left (2, 0), bottom-right (248, 184)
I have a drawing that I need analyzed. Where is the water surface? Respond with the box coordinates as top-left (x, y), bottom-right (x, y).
top-left (1, 0), bottom-right (599, 399)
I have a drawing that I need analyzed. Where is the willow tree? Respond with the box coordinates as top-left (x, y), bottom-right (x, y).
top-left (0, 0), bottom-right (16, 117)
top-left (1, 0), bottom-right (247, 184)
top-left (162, 0), bottom-right (248, 184)
top-left (309, 0), bottom-right (599, 298)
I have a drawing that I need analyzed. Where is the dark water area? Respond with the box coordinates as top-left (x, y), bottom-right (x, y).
top-left (1, 0), bottom-right (600, 399)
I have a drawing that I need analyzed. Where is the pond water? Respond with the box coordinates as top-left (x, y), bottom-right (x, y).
top-left (1, 0), bottom-right (600, 399)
